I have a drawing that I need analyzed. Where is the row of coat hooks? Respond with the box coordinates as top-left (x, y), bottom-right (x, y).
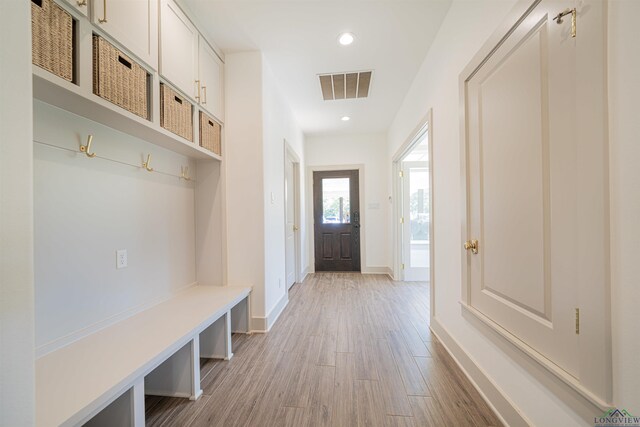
top-left (35, 134), bottom-right (195, 182)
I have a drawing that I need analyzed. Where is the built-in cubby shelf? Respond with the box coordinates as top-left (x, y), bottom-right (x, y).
top-left (33, 65), bottom-right (221, 161)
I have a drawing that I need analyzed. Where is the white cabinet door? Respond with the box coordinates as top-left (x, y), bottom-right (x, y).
top-left (159, 0), bottom-right (198, 100)
top-left (92, 0), bottom-right (158, 69)
top-left (198, 37), bottom-right (224, 121)
top-left (463, 0), bottom-right (607, 381)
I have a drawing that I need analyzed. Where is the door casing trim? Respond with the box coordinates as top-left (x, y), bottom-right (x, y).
top-left (392, 109), bottom-right (435, 320)
top-left (284, 140), bottom-right (302, 284)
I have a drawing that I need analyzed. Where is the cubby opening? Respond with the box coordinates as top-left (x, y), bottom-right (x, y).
top-left (84, 387), bottom-right (135, 427)
top-left (145, 341), bottom-right (198, 400)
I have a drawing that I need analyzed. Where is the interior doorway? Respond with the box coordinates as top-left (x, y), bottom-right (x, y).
top-left (393, 112), bottom-right (434, 285)
top-left (312, 170), bottom-right (361, 272)
top-left (402, 157), bottom-right (429, 281)
top-left (284, 144), bottom-right (301, 289)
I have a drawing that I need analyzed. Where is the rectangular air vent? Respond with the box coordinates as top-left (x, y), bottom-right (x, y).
top-left (319, 71), bottom-right (372, 100)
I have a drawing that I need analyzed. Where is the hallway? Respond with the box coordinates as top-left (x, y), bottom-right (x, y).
top-left (146, 273), bottom-right (501, 426)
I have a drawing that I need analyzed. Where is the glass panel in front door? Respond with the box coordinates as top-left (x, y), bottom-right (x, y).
top-left (322, 178), bottom-right (350, 224)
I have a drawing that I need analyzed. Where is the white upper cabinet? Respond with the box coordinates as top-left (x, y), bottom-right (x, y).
top-left (159, 0), bottom-right (198, 100)
top-left (198, 37), bottom-right (224, 121)
top-left (92, 0), bottom-right (158, 69)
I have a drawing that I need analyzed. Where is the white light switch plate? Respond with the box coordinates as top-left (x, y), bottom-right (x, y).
top-left (116, 249), bottom-right (128, 269)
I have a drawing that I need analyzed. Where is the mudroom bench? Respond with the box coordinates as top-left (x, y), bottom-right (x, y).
top-left (36, 285), bottom-right (251, 426)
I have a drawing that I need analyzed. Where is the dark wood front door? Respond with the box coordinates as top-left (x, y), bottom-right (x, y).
top-left (313, 170), bottom-right (361, 271)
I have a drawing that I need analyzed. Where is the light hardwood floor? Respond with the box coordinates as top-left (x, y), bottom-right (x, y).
top-left (145, 273), bottom-right (502, 426)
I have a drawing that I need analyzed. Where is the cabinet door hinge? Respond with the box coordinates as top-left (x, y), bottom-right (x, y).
top-left (400, 217), bottom-right (404, 224)
top-left (399, 170), bottom-right (404, 178)
top-left (401, 263), bottom-right (405, 270)
top-left (575, 308), bottom-right (580, 335)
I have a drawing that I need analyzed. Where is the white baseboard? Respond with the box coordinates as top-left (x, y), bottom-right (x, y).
top-left (36, 281), bottom-right (198, 358)
top-left (251, 292), bottom-right (289, 333)
top-left (251, 317), bottom-right (267, 333)
top-left (430, 317), bottom-right (530, 427)
top-left (299, 266), bottom-right (310, 283)
top-left (361, 266), bottom-right (393, 276)
top-left (301, 266), bottom-right (393, 277)
top-left (145, 390), bottom-right (197, 400)
top-left (200, 353), bottom-right (226, 360)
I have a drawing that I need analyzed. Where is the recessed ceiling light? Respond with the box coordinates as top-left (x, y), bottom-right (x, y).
top-left (338, 32), bottom-right (355, 46)
top-left (341, 116), bottom-right (351, 121)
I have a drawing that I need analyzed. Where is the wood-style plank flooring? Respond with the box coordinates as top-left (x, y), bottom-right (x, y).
top-left (145, 273), bottom-right (502, 426)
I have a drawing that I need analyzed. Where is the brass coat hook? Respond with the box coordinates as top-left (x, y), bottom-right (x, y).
top-left (181, 166), bottom-right (191, 181)
top-left (79, 135), bottom-right (96, 158)
top-left (143, 154), bottom-right (154, 172)
top-left (553, 7), bottom-right (577, 38)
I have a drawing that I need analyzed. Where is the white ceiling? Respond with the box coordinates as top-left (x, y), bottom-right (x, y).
top-left (182, 0), bottom-right (452, 136)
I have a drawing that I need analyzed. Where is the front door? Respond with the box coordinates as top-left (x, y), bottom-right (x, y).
top-left (313, 170), bottom-right (360, 271)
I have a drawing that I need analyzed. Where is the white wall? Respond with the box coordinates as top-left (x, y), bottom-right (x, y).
top-left (226, 52), bottom-right (306, 325)
top-left (306, 133), bottom-right (389, 273)
top-left (33, 101), bottom-right (198, 354)
top-left (225, 52), bottom-right (267, 319)
top-left (388, 0), bottom-right (640, 424)
top-left (608, 0), bottom-right (640, 412)
top-left (0, 1), bottom-right (35, 424)
top-left (262, 60), bottom-right (306, 317)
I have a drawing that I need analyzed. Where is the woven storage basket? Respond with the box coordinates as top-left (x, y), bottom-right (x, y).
top-left (93, 35), bottom-right (148, 119)
top-left (31, 0), bottom-right (73, 82)
top-left (199, 112), bottom-right (222, 156)
top-left (160, 84), bottom-right (193, 141)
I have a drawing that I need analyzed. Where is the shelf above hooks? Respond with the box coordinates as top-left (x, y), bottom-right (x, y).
top-left (33, 67), bottom-right (222, 162)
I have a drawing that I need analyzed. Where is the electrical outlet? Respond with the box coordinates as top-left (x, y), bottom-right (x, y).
top-left (116, 249), bottom-right (128, 269)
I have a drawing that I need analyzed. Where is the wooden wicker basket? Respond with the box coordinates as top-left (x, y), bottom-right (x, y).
top-left (199, 112), bottom-right (221, 156)
top-left (31, 0), bottom-right (73, 82)
top-left (160, 84), bottom-right (193, 141)
top-left (93, 35), bottom-right (148, 119)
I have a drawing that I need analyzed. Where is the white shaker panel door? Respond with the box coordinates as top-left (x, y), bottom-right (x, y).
top-left (93, 0), bottom-right (158, 69)
top-left (159, 0), bottom-right (198, 99)
top-left (465, 0), bottom-right (585, 377)
top-left (198, 37), bottom-right (224, 121)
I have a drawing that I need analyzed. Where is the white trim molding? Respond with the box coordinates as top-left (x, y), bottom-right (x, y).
top-left (361, 266), bottom-right (393, 275)
top-left (251, 292), bottom-right (289, 333)
top-left (391, 109), bottom-right (435, 313)
top-left (431, 318), bottom-right (532, 427)
top-left (300, 266), bottom-right (310, 283)
top-left (437, 308), bottom-right (613, 425)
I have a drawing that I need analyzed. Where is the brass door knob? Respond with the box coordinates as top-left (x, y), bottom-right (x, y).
top-left (293, 225), bottom-right (299, 231)
top-left (464, 239), bottom-right (479, 254)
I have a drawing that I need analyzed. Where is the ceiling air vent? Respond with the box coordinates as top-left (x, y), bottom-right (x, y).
top-left (319, 71), bottom-right (372, 101)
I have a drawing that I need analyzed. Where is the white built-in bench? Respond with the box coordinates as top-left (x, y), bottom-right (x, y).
top-left (36, 285), bottom-right (251, 427)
